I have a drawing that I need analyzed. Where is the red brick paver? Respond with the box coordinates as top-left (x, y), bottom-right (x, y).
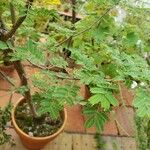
top-left (115, 107), bottom-right (135, 136)
top-left (114, 83), bottom-right (134, 107)
top-left (65, 105), bottom-right (85, 133)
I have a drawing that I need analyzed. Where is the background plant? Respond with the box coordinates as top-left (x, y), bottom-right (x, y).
top-left (0, 0), bottom-right (82, 143)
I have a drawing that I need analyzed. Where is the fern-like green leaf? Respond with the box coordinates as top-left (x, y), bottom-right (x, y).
top-left (133, 88), bottom-right (150, 118)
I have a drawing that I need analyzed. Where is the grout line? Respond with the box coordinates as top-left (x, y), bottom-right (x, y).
top-left (115, 119), bottom-right (130, 136)
top-left (64, 131), bottom-right (135, 138)
top-left (114, 119), bottom-right (120, 135)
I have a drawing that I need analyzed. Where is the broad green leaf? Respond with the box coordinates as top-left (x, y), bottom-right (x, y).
top-left (133, 89), bottom-right (150, 118)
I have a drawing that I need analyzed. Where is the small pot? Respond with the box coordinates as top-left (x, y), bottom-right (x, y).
top-left (12, 98), bottom-right (67, 150)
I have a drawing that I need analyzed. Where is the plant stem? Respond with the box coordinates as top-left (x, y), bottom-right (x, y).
top-left (147, 119), bottom-right (150, 148)
top-left (8, 0), bottom-right (37, 117)
top-left (0, 1), bottom-right (37, 117)
top-left (0, 71), bottom-right (15, 87)
top-left (55, 1), bottom-right (120, 48)
top-left (10, 2), bottom-right (16, 25)
top-left (71, 0), bottom-right (76, 24)
top-left (2, 0), bottom-right (33, 41)
top-left (0, 16), bottom-right (6, 29)
top-left (13, 60), bottom-right (37, 117)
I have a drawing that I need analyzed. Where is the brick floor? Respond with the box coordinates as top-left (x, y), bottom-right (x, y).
top-left (0, 68), bottom-right (19, 90)
top-left (85, 111), bottom-right (119, 136)
top-left (0, 132), bottom-right (137, 150)
top-left (114, 83), bottom-right (134, 107)
top-left (65, 105), bottom-right (85, 133)
top-left (115, 107), bottom-right (135, 136)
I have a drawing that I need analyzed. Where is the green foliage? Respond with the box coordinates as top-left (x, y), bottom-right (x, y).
top-left (71, 0), bottom-right (150, 127)
top-left (11, 39), bottom-right (45, 64)
top-left (88, 92), bottom-right (118, 109)
top-left (94, 133), bottom-right (106, 149)
top-left (15, 86), bottom-right (29, 95)
top-left (135, 116), bottom-right (150, 150)
top-left (0, 0), bottom-right (9, 15)
top-left (0, 41), bottom-right (9, 50)
top-left (50, 56), bottom-right (68, 68)
top-left (32, 71), bottom-right (81, 119)
top-left (83, 105), bottom-right (108, 131)
top-left (0, 102), bottom-right (14, 145)
top-left (134, 88), bottom-right (150, 118)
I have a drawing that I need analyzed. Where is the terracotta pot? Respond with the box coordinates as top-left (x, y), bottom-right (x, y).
top-left (12, 98), bottom-right (67, 150)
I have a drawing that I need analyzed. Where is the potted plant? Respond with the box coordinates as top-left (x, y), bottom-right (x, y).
top-left (0, 0), bottom-right (80, 150)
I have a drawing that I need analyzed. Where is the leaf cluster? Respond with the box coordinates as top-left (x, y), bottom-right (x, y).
top-left (0, 102), bottom-right (14, 145)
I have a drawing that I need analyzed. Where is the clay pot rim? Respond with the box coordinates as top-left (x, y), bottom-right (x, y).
top-left (12, 97), bottom-right (67, 140)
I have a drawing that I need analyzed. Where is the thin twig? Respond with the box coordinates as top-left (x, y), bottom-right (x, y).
top-left (71, 0), bottom-right (76, 24)
top-left (2, 0), bottom-right (33, 41)
top-left (0, 88), bottom-right (10, 92)
top-left (55, 2), bottom-right (119, 47)
top-left (13, 60), bottom-right (38, 117)
top-left (26, 60), bottom-right (79, 80)
top-left (0, 70), bottom-right (15, 87)
top-left (27, 59), bottom-right (68, 73)
top-left (115, 119), bottom-right (130, 136)
top-left (9, 91), bottom-right (15, 103)
top-left (0, 16), bottom-right (6, 29)
top-left (10, 2), bottom-right (16, 25)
